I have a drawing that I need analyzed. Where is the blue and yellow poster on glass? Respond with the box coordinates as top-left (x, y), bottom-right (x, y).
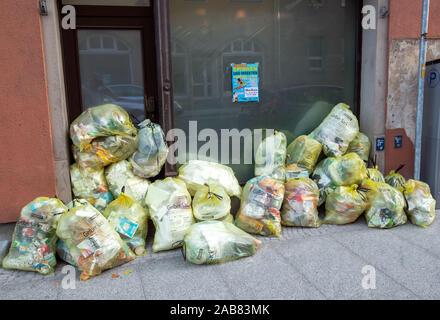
top-left (232, 63), bottom-right (259, 102)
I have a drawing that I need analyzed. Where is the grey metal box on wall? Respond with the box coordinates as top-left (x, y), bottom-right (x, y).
top-left (421, 60), bottom-right (440, 208)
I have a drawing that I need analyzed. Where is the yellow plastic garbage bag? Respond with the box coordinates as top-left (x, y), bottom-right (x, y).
top-left (73, 134), bottom-right (138, 175)
top-left (285, 163), bottom-right (310, 180)
top-left (104, 160), bottom-right (150, 209)
top-left (145, 178), bottom-right (195, 252)
top-left (281, 178), bottom-right (320, 228)
top-left (347, 132), bottom-right (371, 162)
top-left (70, 104), bottom-right (137, 151)
top-left (310, 103), bottom-right (359, 157)
top-left (363, 180), bottom-right (407, 229)
top-left (286, 135), bottom-right (322, 174)
top-left (182, 221), bottom-right (261, 265)
top-left (104, 193), bottom-right (149, 256)
top-left (255, 131), bottom-right (287, 181)
top-left (70, 164), bottom-right (113, 213)
top-left (196, 214), bottom-right (234, 224)
top-left (366, 166), bottom-right (386, 183)
top-left (401, 180), bottom-right (436, 228)
top-left (312, 153), bottom-right (368, 205)
top-left (235, 176), bottom-right (284, 237)
top-left (193, 184), bottom-right (230, 221)
top-left (324, 185), bottom-right (369, 225)
top-left (178, 160), bottom-right (242, 198)
top-left (130, 120), bottom-right (169, 179)
top-left (56, 199), bottom-right (136, 281)
top-left (2, 197), bottom-right (68, 275)
top-left (385, 165), bottom-right (406, 189)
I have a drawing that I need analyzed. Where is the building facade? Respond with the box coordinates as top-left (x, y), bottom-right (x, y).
top-left (0, 0), bottom-right (439, 222)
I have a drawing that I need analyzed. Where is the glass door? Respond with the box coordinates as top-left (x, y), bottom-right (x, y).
top-left (60, 4), bottom-right (158, 126)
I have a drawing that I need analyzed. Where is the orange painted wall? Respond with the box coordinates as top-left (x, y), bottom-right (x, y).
top-left (385, 0), bottom-right (440, 179)
top-left (0, 0), bottom-right (57, 222)
top-left (389, 0), bottom-right (440, 40)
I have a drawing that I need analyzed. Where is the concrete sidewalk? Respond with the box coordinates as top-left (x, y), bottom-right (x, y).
top-left (1, 214), bottom-right (440, 300)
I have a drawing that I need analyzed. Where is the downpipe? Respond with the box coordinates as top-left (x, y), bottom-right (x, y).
top-left (414, 0), bottom-right (430, 180)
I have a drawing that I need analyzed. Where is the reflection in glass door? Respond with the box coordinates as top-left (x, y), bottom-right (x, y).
top-left (77, 30), bottom-right (146, 126)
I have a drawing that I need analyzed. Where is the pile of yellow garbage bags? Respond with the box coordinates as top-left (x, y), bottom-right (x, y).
top-left (2, 102), bottom-right (437, 280)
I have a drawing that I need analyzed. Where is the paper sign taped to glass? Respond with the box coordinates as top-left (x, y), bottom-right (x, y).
top-left (232, 63), bottom-right (259, 102)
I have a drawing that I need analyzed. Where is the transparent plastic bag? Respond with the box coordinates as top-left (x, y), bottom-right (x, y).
top-left (401, 180), bottom-right (436, 228)
top-left (104, 160), bottom-right (150, 209)
top-left (312, 153), bottom-right (368, 205)
top-left (70, 104), bottom-right (137, 151)
top-left (2, 197), bottom-right (67, 275)
top-left (178, 160), bottom-right (242, 198)
top-left (347, 132), bottom-right (371, 162)
top-left (364, 180), bottom-right (407, 229)
top-left (310, 103), bottom-right (359, 157)
top-left (285, 163), bottom-right (310, 180)
top-left (281, 178), bottom-right (320, 228)
top-left (255, 131), bottom-right (287, 181)
top-left (145, 178), bottom-right (195, 252)
top-left (70, 163), bottom-right (113, 213)
top-left (235, 176), bottom-right (284, 237)
top-left (183, 221), bottom-right (261, 265)
top-left (73, 134), bottom-right (138, 175)
top-left (193, 184), bottom-right (230, 221)
top-left (104, 193), bottom-right (149, 256)
top-left (56, 199), bottom-right (136, 281)
top-left (385, 165), bottom-right (406, 189)
top-left (56, 239), bottom-right (77, 267)
top-left (324, 185), bottom-right (368, 225)
top-left (130, 120), bottom-right (169, 179)
top-left (286, 135), bottom-right (322, 174)
top-left (366, 166), bottom-right (385, 183)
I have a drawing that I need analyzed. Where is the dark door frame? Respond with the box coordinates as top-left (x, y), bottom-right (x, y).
top-left (58, 0), bottom-right (177, 176)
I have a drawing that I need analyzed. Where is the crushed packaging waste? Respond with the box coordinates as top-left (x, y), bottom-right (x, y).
top-left (2, 197), bottom-right (68, 275)
top-left (324, 185), bottom-right (368, 225)
top-left (130, 120), bottom-right (169, 179)
top-left (310, 103), bottom-right (359, 157)
top-left (285, 163), bottom-right (310, 180)
top-left (312, 153), bottom-right (368, 205)
top-left (70, 104), bottom-right (137, 151)
top-left (281, 178), bottom-right (320, 228)
top-left (70, 163), bottom-right (113, 213)
top-left (145, 178), bottom-right (195, 252)
top-left (401, 180), bottom-right (436, 228)
top-left (56, 199), bottom-right (136, 281)
top-left (178, 160), bottom-right (242, 198)
top-left (183, 221), bottom-right (261, 265)
top-left (104, 193), bottom-right (149, 256)
top-left (255, 131), bottom-right (287, 181)
top-left (286, 135), bottom-right (322, 174)
top-left (235, 176), bottom-right (284, 237)
top-left (364, 180), bottom-right (407, 229)
top-left (346, 132), bottom-right (371, 162)
top-left (72, 134), bottom-right (138, 175)
top-left (104, 160), bottom-right (150, 209)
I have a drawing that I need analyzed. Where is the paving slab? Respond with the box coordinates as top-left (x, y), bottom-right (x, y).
top-left (329, 222), bottom-right (440, 299)
top-left (274, 235), bottom-right (417, 300)
top-left (0, 212), bottom-right (439, 300)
